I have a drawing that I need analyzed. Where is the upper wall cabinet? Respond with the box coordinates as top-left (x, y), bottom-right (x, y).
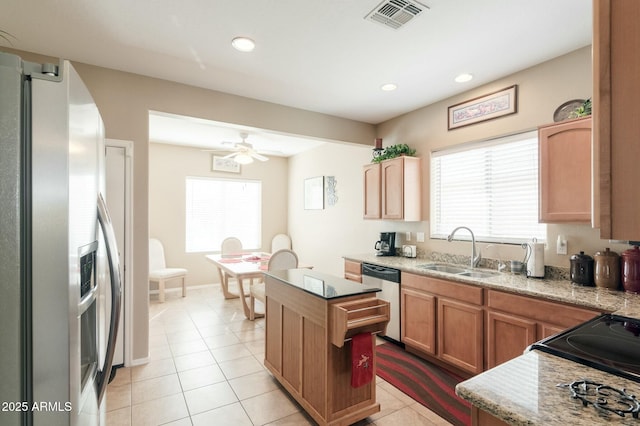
top-left (363, 156), bottom-right (421, 221)
top-left (593, 0), bottom-right (640, 240)
top-left (538, 117), bottom-right (592, 223)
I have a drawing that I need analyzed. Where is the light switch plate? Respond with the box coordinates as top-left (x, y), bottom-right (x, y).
top-left (405, 232), bottom-right (411, 241)
top-left (417, 232), bottom-right (425, 242)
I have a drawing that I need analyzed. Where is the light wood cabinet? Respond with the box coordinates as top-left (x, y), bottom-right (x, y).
top-left (401, 272), bottom-right (484, 375)
top-left (485, 289), bottom-right (600, 369)
top-left (363, 156), bottom-right (421, 221)
top-left (344, 259), bottom-right (362, 283)
top-left (538, 117), bottom-right (592, 223)
top-left (400, 287), bottom-right (436, 355)
top-left (398, 271), bottom-right (601, 373)
top-left (363, 163), bottom-right (381, 219)
top-left (438, 298), bottom-right (484, 374)
top-left (593, 0), bottom-right (640, 240)
top-left (486, 311), bottom-right (536, 369)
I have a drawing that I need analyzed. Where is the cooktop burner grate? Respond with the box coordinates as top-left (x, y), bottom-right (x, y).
top-left (558, 379), bottom-right (640, 418)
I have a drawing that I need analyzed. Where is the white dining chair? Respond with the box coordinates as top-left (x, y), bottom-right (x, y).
top-left (148, 238), bottom-right (188, 303)
top-left (271, 233), bottom-right (292, 253)
top-left (217, 237), bottom-right (244, 298)
top-left (249, 249), bottom-right (299, 320)
top-left (221, 237), bottom-right (243, 256)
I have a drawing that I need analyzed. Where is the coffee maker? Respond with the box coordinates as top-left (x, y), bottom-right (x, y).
top-left (375, 232), bottom-right (396, 256)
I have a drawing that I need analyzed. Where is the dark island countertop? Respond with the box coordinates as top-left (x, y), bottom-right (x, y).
top-left (264, 268), bottom-right (381, 300)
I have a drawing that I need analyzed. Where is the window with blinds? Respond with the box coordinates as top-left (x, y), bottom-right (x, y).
top-left (185, 177), bottom-right (262, 252)
top-left (430, 131), bottom-right (546, 244)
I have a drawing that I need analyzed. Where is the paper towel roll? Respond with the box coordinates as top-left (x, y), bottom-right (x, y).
top-left (527, 242), bottom-right (545, 278)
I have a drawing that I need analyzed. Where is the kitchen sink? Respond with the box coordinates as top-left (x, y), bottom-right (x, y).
top-left (457, 270), bottom-right (500, 278)
top-left (418, 264), bottom-right (468, 274)
top-left (417, 263), bottom-right (500, 279)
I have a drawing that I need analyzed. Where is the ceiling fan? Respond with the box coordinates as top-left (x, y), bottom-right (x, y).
top-left (207, 132), bottom-right (269, 164)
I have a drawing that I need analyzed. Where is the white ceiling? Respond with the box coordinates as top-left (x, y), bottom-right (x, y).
top-left (2, 0), bottom-right (592, 155)
top-left (148, 111), bottom-right (327, 157)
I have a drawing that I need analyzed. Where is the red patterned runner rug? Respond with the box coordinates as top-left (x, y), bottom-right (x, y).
top-left (376, 342), bottom-right (471, 426)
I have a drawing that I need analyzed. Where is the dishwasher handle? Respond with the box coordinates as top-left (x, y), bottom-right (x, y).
top-left (362, 263), bottom-right (400, 283)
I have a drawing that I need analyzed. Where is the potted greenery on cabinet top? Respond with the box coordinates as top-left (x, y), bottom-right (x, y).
top-left (372, 143), bottom-right (416, 163)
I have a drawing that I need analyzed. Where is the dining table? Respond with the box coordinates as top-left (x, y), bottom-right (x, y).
top-left (205, 252), bottom-right (311, 319)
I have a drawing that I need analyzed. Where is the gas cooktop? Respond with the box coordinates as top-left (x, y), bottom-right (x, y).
top-left (530, 314), bottom-right (640, 383)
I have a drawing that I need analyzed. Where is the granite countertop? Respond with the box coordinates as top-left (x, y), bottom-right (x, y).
top-left (343, 253), bottom-right (640, 317)
top-left (345, 253), bottom-right (640, 424)
top-left (264, 268), bottom-right (381, 300)
top-left (456, 350), bottom-right (640, 425)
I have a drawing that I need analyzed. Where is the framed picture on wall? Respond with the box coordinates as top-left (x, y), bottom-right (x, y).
top-left (212, 155), bottom-right (241, 173)
top-left (304, 176), bottom-right (324, 210)
top-left (448, 85), bottom-right (518, 130)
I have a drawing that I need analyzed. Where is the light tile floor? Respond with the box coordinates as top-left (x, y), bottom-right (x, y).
top-left (106, 284), bottom-right (453, 425)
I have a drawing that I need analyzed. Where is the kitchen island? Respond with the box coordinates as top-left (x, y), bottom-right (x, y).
top-left (263, 269), bottom-right (390, 426)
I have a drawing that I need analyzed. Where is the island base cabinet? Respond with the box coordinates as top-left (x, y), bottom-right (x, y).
top-left (264, 275), bottom-right (384, 426)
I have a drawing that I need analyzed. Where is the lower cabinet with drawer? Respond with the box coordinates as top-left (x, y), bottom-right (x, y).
top-left (399, 272), bottom-right (603, 374)
top-left (344, 259), bottom-right (362, 283)
top-left (485, 289), bottom-right (600, 369)
top-left (401, 272), bottom-right (484, 375)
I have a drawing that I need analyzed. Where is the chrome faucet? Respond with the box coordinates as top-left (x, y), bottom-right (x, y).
top-left (447, 226), bottom-right (481, 268)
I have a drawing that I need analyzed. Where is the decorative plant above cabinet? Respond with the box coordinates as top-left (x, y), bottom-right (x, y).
top-left (569, 98), bottom-right (592, 119)
top-left (371, 143), bottom-right (416, 163)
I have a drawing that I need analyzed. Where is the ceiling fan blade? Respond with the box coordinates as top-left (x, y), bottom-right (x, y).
top-left (222, 152), bottom-right (238, 159)
top-left (253, 152), bottom-right (269, 161)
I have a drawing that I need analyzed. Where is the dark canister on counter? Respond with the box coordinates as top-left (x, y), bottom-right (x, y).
top-left (622, 246), bottom-right (640, 293)
top-left (570, 251), bottom-right (594, 286)
top-left (594, 248), bottom-right (621, 290)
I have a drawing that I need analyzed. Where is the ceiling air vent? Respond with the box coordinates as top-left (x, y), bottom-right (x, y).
top-left (365, 0), bottom-right (429, 30)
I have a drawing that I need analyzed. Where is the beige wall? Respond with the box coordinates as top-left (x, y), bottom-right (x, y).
top-left (289, 46), bottom-right (630, 275)
top-left (288, 142), bottom-right (427, 276)
top-left (148, 143), bottom-right (289, 286)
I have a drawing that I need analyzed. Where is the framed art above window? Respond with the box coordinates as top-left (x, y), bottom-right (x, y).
top-left (448, 85), bottom-right (518, 130)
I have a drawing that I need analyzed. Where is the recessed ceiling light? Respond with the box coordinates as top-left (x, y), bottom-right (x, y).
top-left (231, 37), bottom-right (255, 52)
top-left (381, 83), bottom-right (397, 91)
top-left (455, 73), bottom-right (473, 83)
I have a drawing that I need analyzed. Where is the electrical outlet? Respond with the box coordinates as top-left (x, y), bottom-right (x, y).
top-left (556, 235), bottom-right (568, 255)
top-left (416, 232), bottom-right (425, 242)
top-left (405, 232), bottom-right (411, 241)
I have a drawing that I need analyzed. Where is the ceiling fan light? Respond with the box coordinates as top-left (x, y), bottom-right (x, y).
top-left (234, 153), bottom-right (254, 164)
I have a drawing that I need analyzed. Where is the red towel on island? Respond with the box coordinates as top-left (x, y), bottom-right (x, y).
top-left (351, 333), bottom-right (374, 388)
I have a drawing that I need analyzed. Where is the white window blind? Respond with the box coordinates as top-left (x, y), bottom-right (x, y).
top-left (185, 177), bottom-right (262, 252)
top-left (430, 131), bottom-right (546, 244)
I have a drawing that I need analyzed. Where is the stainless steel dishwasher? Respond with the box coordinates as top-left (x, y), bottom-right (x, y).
top-left (361, 263), bottom-right (401, 343)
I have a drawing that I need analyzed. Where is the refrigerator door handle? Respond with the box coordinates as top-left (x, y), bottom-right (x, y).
top-left (96, 192), bottom-right (122, 405)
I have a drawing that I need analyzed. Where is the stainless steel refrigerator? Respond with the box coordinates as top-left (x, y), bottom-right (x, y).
top-left (0, 52), bottom-right (121, 425)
